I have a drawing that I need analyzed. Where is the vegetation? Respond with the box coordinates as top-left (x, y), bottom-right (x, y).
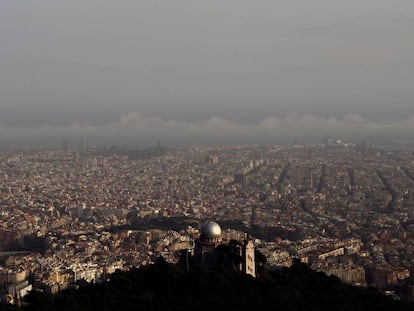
top-left (7, 259), bottom-right (412, 311)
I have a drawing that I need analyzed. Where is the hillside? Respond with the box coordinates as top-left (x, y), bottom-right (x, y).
top-left (6, 259), bottom-right (414, 311)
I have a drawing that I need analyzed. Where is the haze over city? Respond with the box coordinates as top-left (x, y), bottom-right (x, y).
top-left (1, 0), bottom-right (414, 147)
top-left (4, 2), bottom-right (414, 308)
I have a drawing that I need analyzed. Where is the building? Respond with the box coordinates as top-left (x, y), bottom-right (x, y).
top-left (193, 221), bottom-right (256, 277)
top-left (193, 221), bottom-right (222, 269)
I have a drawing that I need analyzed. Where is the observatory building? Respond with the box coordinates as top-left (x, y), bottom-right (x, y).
top-left (193, 221), bottom-right (256, 277)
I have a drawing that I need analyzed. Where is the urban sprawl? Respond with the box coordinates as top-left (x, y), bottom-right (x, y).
top-left (2, 142), bottom-right (414, 301)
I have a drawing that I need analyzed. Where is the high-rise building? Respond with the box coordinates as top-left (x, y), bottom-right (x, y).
top-left (79, 137), bottom-right (86, 151)
top-left (61, 138), bottom-right (68, 151)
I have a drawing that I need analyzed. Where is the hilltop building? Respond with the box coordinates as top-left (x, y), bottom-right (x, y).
top-left (192, 221), bottom-right (256, 277)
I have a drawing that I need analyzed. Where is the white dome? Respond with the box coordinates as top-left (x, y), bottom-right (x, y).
top-left (201, 221), bottom-right (222, 237)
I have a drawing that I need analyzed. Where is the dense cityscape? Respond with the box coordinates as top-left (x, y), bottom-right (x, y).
top-left (2, 141), bottom-right (414, 304)
top-left (2, 0), bottom-right (414, 309)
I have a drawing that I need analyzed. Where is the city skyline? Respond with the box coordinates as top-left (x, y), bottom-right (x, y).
top-left (2, 144), bottom-right (414, 298)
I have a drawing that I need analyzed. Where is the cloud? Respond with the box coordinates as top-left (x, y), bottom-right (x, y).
top-left (1, 112), bottom-right (414, 148)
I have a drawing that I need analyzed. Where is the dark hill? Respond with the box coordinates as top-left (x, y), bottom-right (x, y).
top-left (12, 259), bottom-right (414, 311)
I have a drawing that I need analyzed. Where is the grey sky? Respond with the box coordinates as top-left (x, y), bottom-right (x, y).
top-left (1, 0), bottom-right (414, 146)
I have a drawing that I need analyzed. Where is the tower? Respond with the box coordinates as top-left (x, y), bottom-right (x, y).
top-left (80, 136), bottom-right (86, 151)
top-left (61, 138), bottom-right (68, 151)
top-left (242, 240), bottom-right (256, 277)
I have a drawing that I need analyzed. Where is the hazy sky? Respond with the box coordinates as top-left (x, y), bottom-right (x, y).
top-left (1, 0), bottom-right (414, 146)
